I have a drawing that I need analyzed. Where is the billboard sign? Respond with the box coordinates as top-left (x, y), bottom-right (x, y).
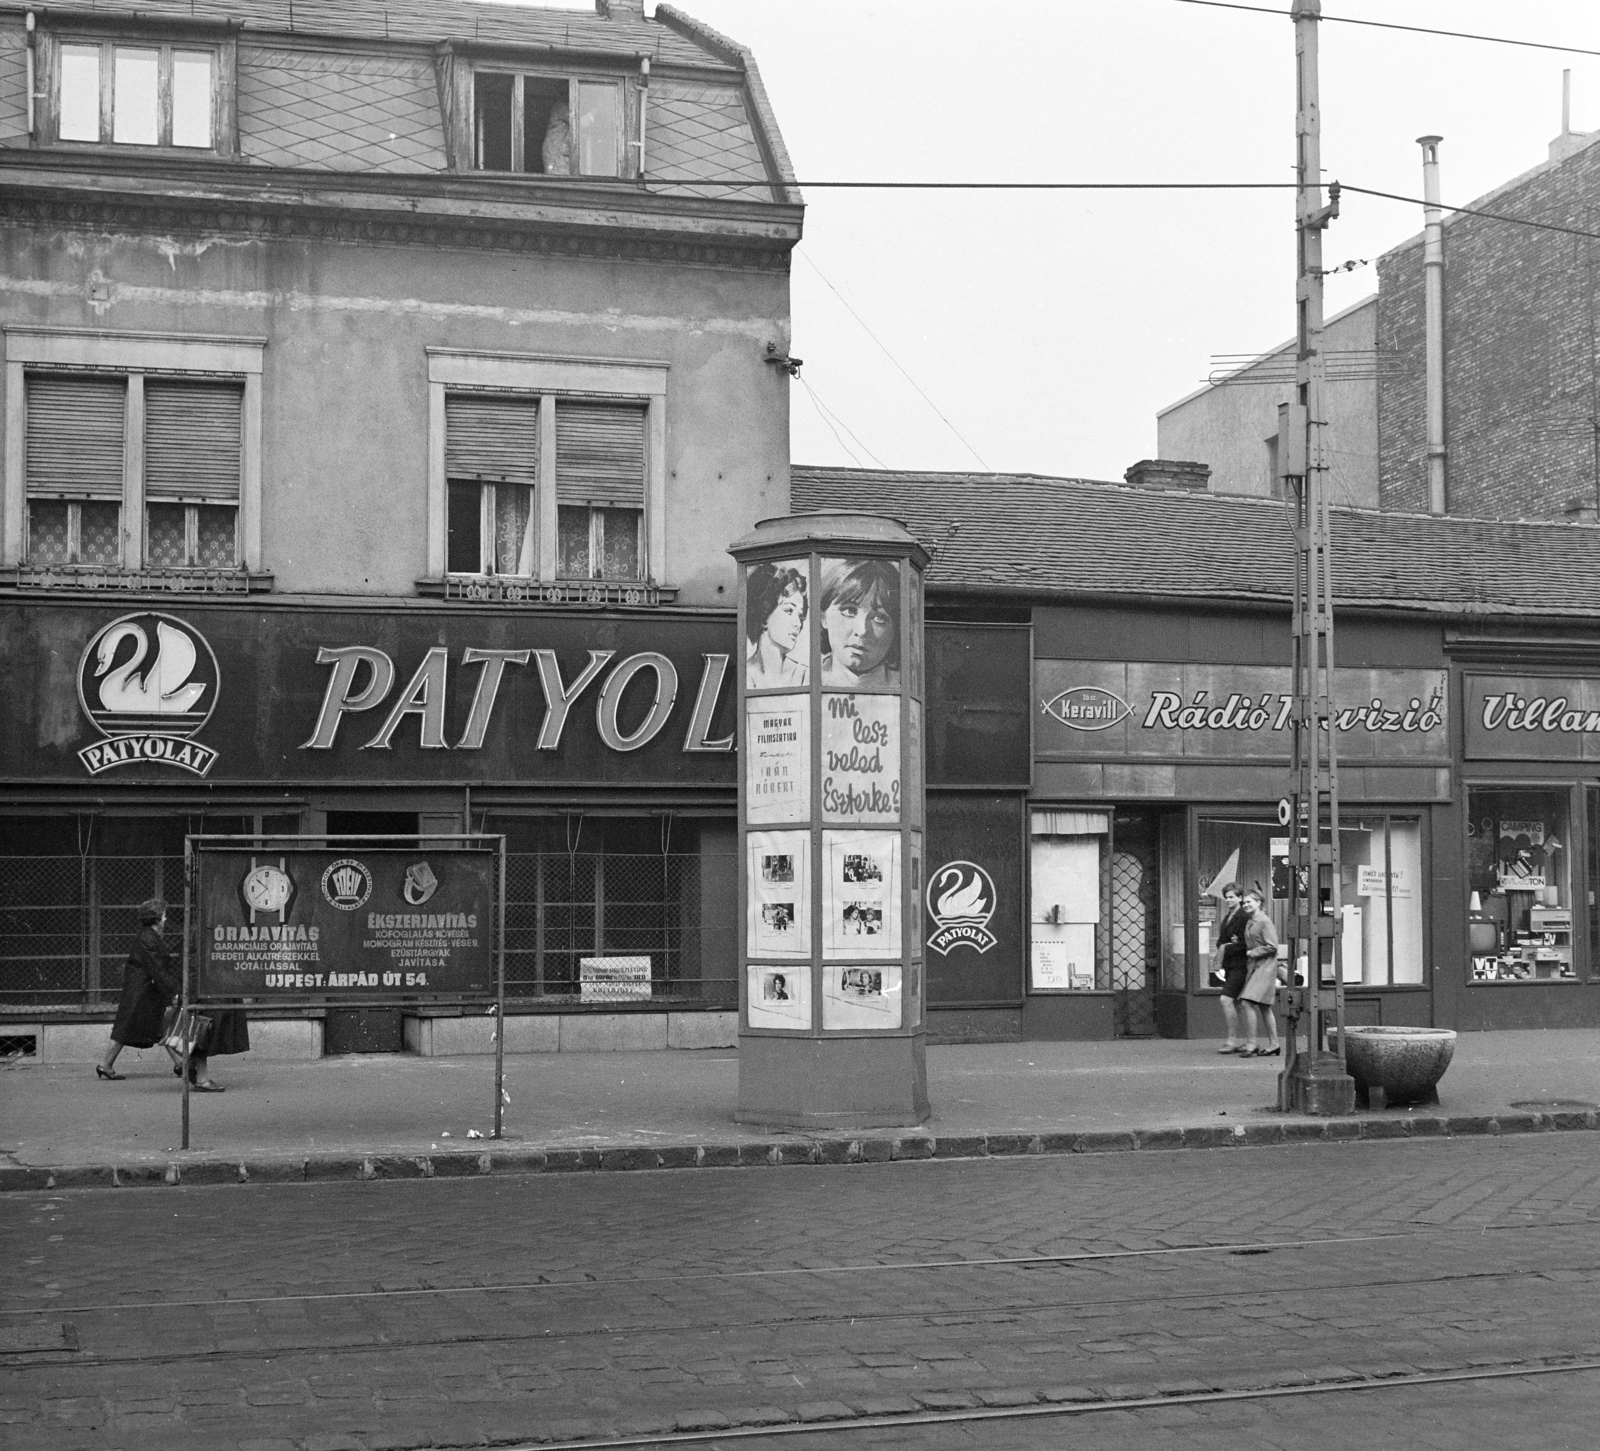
top-left (197, 845), bottom-right (497, 1002)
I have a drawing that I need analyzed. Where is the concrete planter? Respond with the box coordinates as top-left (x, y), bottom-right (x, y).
top-left (1333, 1025), bottom-right (1456, 1109)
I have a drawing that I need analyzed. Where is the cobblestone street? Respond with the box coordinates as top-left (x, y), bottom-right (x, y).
top-left (5, 1133), bottom-right (1600, 1448)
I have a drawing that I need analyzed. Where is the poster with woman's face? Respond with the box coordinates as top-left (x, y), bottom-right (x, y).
top-left (745, 559), bottom-right (810, 690)
top-left (823, 829), bottom-right (901, 958)
top-left (748, 829), bottom-right (811, 958)
top-left (819, 557), bottom-right (901, 692)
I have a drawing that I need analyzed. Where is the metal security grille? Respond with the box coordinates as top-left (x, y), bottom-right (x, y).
top-left (1110, 850), bottom-right (1157, 1038)
top-left (0, 851), bottom-right (730, 1011)
top-left (0, 855), bottom-right (183, 1009)
top-left (504, 850), bottom-right (734, 1004)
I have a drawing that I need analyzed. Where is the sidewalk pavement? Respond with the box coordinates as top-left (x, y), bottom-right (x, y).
top-left (4, 1029), bottom-right (1599, 1190)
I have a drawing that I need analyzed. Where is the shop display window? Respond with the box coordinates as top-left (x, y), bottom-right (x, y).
top-left (1467, 788), bottom-right (1575, 984)
top-left (1337, 816), bottom-right (1424, 986)
top-left (1197, 815), bottom-right (1288, 986)
top-left (1028, 811), bottom-right (1108, 991)
top-left (1198, 811), bottom-right (1424, 989)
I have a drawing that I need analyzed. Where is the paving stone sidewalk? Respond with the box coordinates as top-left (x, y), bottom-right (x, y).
top-left (3, 1028), bottom-right (1599, 1190)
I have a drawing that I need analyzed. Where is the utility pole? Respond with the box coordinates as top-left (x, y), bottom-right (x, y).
top-left (1281, 0), bottom-right (1354, 1115)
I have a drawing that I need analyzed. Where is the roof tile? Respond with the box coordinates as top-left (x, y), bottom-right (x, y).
top-left (790, 466), bottom-right (1600, 619)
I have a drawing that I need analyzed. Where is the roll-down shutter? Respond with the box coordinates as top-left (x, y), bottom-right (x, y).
top-left (446, 395), bottom-right (540, 483)
top-left (145, 380), bottom-right (244, 502)
top-left (25, 376), bottom-right (127, 497)
top-left (555, 401), bottom-right (646, 507)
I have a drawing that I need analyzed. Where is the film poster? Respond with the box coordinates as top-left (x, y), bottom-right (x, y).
top-left (823, 829), bottom-right (901, 958)
top-left (747, 962), bottom-right (810, 1031)
top-left (746, 694), bottom-right (809, 825)
top-left (823, 963), bottom-right (903, 1031)
top-left (821, 692), bottom-right (900, 823)
top-left (748, 829), bottom-right (811, 958)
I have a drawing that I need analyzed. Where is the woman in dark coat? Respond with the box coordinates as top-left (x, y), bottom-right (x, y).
top-left (97, 898), bottom-right (179, 1079)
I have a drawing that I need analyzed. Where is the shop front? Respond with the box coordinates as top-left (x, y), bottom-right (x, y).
top-left (1024, 606), bottom-right (1452, 1041)
top-left (0, 597), bottom-right (738, 1056)
top-left (1451, 649), bottom-right (1600, 1028)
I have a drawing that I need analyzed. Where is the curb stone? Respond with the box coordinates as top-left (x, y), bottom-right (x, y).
top-left (2, 1109), bottom-right (1591, 1192)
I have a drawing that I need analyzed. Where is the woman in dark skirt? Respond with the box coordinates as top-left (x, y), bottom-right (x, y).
top-left (187, 1007), bottom-right (249, 1091)
top-left (97, 898), bottom-right (180, 1079)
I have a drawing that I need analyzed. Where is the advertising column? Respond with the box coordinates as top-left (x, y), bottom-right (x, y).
top-left (732, 514), bottom-right (929, 1128)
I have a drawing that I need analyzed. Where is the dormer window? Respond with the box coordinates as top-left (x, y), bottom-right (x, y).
top-left (472, 72), bottom-right (624, 176)
top-left (45, 32), bottom-right (233, 153)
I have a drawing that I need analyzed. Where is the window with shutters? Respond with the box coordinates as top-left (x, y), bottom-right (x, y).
top-left (43, 29), bottom-right (235, 154)
top-left (4, 330), bottom-right (264, 587)
top-left (555, 401), bottom-right (646, 582)
top-left (23, 375), bottom-right (126, 568)
top-left (143, 380), bottom-right (244, 569)
top-left (428, 350), bottom-right (667, 598)
top-left (446, 395), bottom-right (540, 577)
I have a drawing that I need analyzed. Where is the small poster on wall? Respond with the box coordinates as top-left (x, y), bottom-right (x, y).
top-left (747, 830), bottom-right (811, 958)
top-left (822, 962), bottom-right (903, 1031)
top-left (746, 694), bottom-right (810, 825)
top-left (747, 962), bottom-right (810, 1030)
top-left (823, 829), bottom-right (901, 958)
top-left (821, 693), bottom-right (900, 823)
top-left (1031, 924), bottom-right (1096, 992)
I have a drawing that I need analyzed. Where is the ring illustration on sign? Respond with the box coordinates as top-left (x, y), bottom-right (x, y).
top-left (321, 859), bottom-right (373, 911)
top-left (925, 861), bottom-right (998, 956)
top-left (403, 861), bottom-right (439, 905)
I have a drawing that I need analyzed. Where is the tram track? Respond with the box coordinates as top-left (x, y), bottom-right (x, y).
top-left (8, 1212), bottom-right (1598, 1321)
top-left (505, 1358), bottom-right (1600, 1450)
top-left (3, 1243), bottom-right (1596, 1373)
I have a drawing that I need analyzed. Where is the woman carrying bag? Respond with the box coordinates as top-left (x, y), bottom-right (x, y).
top-left (97, 898), bottom-right (180, 1080)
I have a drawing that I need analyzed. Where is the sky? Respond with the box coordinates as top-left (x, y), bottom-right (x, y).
top-left (518, 1), bottom-right (1600, 482)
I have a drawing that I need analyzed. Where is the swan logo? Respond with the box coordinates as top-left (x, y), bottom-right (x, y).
top-left (75, 613), bottom-right (220, 777)
top-left (926, 860), bottom-right (998, 956)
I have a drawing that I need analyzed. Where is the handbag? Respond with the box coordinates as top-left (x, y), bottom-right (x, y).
top-left (163, 1007), bottom-right (212, 1057)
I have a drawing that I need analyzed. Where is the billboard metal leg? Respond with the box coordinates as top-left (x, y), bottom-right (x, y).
top-left (493, 837), bottom-right (506, 1140)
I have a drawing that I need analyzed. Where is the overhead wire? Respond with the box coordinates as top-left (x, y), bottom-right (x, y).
top-left (799, 252), bottom-right (993, 472)
top-left (798, 377), bottom-right (877, 469)
top-left (1172, 0), bottom-right (1600, 59)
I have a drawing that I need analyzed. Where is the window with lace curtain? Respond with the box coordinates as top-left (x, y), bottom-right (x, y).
top-left (22, 373), bottom-right (242, 572)
top-left (431, 349), bottom-right (662, 589)
top-left (6, 330), bottom-right (263, 583)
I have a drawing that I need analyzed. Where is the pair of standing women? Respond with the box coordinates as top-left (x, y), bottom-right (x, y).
top-left (97, 897), bottom-right (246, 1091)
top-left (1215, 884), bottom-right (1281, 1057)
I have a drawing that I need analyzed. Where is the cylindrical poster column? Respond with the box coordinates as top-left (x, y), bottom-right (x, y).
top-left (731, 513), bottom-right (930, 1129)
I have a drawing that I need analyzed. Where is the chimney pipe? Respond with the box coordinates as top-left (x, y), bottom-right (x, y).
top-left (1563, 69), bottom-right (1572, 136)
top-left (1418, 136), bottom-right (1447, 514)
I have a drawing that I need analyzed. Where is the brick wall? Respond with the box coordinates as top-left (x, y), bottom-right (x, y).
top-left (1378, 138), bottom-right (1600, 519)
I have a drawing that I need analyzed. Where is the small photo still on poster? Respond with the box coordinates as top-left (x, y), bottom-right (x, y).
top-left (823, 962), bottom-right (903, 1031)
top-left (747, 963), bottom-right (810, 1031)
top-left (823, 829), bottom-right (901, 958)
top-left (819, 556), bottom-right (900, 692)
top-left (746, 694), bottom-right (810, 826)
top-left (747, 829), bottom-right (811, 958)
top-left (745, 559), bottom-right (810, 690)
